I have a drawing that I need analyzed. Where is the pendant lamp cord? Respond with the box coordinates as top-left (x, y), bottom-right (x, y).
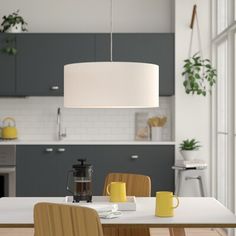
top-left (110, 0), bottom-right (113, 62)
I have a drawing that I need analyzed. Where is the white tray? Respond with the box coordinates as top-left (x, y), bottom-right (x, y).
top-left (65, 196), bottom-right (136, 211)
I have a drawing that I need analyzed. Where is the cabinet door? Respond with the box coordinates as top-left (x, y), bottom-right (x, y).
top-left (16, 34), bottom-right (95, 96)
top-left (16, 145), bottom-right (174, 197)
top-left (113, 33), bottom-right (175, 95)
top-left (72, 145), bottom-right (175, 196)
top-left (95, 34), bottom-right (110, 61)
top-left (0, 34), bottom-right (16, 95)
top-left (16, 145), bottom-right (74, 197)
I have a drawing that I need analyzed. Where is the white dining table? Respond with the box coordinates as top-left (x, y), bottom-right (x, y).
top-left (0, 197), bottom-right (235, 236)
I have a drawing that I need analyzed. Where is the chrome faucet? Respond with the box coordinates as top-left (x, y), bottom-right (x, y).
top-left (57, 107), bottom-right (67, 140)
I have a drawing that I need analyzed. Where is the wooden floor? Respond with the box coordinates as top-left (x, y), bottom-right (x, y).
top-left (0, 228), bottom-right (227, 236)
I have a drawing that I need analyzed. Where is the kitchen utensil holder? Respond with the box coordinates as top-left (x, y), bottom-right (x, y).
top-left (151, 127), bottom-right (162, 141)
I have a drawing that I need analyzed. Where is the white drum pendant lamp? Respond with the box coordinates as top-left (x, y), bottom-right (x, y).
top-left (64, 62), bottom-right (159, 108)
top-left (64, 0), bottom-right (159, 108)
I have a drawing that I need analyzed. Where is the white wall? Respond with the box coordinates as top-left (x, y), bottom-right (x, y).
top-left (0, 0), bottom-right (212, 194)
top-left (175, 0), bottom-right (211, 195)
top-left (0, 0), bottom-right (174, 142)
top-left (0, 0), bottom-right (173, 32)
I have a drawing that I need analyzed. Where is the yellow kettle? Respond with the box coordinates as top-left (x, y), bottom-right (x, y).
top-left (2, 117), bottom-right (18, 139)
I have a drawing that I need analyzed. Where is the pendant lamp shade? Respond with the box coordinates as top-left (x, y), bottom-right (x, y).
top-left (64, 62), bottom-right (159, 108)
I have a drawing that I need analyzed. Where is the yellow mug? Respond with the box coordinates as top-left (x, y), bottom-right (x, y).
top-left (106, 182), bottom-right (127, 202)
top-left (155, 191), bottom-right (179, 217)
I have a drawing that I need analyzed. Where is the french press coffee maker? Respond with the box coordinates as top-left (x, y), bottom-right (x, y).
top-left (67, 159), bottom-right (93, 202)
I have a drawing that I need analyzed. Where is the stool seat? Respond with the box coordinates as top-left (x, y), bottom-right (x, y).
top-left (173, 165), bottom-right (208, 197)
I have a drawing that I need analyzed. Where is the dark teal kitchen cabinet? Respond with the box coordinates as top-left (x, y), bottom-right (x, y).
top-left (0, 33), bottom-right (174, 96)
top-left (16, 145), bottom-right (174, 197)
top-left (113, 34), bottom-right (175, 95)
top-left (16, 34), bottom-right (95, 96)
top-left (94, 33), bottom-right (174, 95)
top-left (95, 34), bottom-right (110, 61)
top-left (0, 34), bottom-right (16, 95)
top-left (16, 145), bottom-right (72, 197)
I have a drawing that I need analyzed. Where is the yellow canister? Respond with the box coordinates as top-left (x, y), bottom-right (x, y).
top-left (2, 117), bottom-right (18, 139)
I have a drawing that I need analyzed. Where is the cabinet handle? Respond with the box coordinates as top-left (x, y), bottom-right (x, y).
top-left (131, 155), bottom-right (139, 159)
top-left (57, 148), bottom-right (66, 152)
top-left (50, 86), bottom-right (59, 91)
top-left (45, 148), bottom-right (54, 152)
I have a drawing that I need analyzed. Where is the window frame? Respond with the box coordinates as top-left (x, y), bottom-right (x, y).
top-left (211, 0), bottom-right (236, 213)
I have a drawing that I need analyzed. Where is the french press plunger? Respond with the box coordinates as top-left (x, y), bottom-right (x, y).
top-left (67, 159), bottom-right (93, 202)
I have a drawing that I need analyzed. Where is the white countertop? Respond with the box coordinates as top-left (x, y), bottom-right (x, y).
top-left (0, 140), bottom-right (175, 145)
top-left (0, 197), bottom-right (235, 227)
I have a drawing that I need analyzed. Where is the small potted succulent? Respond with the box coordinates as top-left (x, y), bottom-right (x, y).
top-left (179, 138), bottom-right (201, 161)
top-left (182, 53), bottom-right (217, 96)
top-left (0, 10), bottom-right (27, 33)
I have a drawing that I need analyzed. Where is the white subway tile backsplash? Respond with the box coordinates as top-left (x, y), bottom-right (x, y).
top-left (0, 97), bottom-right (173, 141)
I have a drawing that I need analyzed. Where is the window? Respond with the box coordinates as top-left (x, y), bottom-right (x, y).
top-left (235, 33), bottom-right (236, 135)
top-left (217, 0), bottom-right (228, 33)
top-left (235, 1), bottom-right (236, 21)
top-left (212, 0), bottom-right (235, 210)
top-left (234, 33), bottom-right (236, 174)
top-left (216, 40), bottom-right (228, 205)
top-left (217, 41), bottom-right (228, 134)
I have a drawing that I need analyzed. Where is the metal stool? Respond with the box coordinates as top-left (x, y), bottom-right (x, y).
top-left (172, 166), bottom-right (208, 197)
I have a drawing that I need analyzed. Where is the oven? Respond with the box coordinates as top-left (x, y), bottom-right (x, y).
top-left (0, 146), bottom-right (16, 197)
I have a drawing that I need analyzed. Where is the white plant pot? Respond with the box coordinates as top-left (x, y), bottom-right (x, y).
top-left (6, 23), bottom-right (22, 33)
top-left (180, 150), bottom-right (199, 161)
top-left (151, 127), bottom-right (162, 141)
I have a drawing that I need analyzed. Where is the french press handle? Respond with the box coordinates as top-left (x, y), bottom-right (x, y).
top-left (66, 170), bottom-right (74, 194)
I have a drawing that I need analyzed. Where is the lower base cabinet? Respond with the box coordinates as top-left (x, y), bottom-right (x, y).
top-left (16, 145), bottom-right (174, 197)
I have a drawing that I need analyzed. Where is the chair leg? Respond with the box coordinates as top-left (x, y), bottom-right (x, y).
top-left (103, 226), bottom-right (118, 236)
top-left (198, 173), bottom-right (208, 197)
top-left (169, 228), bottom-right (186, 236)
top-left (103, 225), bottom-right (150, 236)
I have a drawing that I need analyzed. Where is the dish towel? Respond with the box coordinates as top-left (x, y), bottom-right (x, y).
top-left (98, 210), bottom-right (122, 219)
top-left (79, 203), bottom-right (122, 219)
top-left (64, 197), bottom-right (122, 219)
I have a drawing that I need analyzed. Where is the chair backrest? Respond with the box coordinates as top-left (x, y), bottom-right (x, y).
top-left (103, 173), bottom-right (151, 197)
top-left (34, 202), bottom-right (103, 236)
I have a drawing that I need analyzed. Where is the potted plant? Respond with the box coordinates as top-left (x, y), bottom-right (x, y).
top-left (182, 53), bottom-right (217, 96)
top-left (179, 138), bottom-right (201, 161)
top-left (0, 10), bottom-right (27, 33)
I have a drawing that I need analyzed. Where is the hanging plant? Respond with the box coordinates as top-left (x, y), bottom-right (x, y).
top-left (182, 5), bottom-right (217, 96)
top-left (0, 36), bottom-right (17, 56)
top-left (182, 53), bottom-right (217, 96)
top-left (0, 10), bottom-right (27, 33)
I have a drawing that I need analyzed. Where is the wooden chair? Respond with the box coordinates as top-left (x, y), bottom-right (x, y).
top-left (34, 202), bottom-right (104, 236)
top-left (103, 173), bottom-right (151, 236)
top-left (103, 172), bottom-right (151, 197)
top-left (103, 173), bottom-right (184, 236)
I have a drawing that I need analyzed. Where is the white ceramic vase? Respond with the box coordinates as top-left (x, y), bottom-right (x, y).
top-left (151, 127), bottom-right (162, 141)
top-left (180, 150), bottom-right (199, 161)
top-left (6, 23), bottom-right (22, 33)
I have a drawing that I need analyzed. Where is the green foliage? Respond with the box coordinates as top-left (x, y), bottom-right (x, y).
top-left (182, 53), bottom-right (217, 96)
top-left (0, 10), bottom-right (27, 32)
top-left (0, 36), bottom-right (17, 56)
top-left (179, 138), bottom-right (201, 151)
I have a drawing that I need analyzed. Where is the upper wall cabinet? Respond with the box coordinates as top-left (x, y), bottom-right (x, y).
top-left (113, 34), bottom-right (174, 96)
top-left (95, 34), bottom-right (110, 61)
top-left (0, 33), bottom-right (174, 96)
top-left (16, 34), bottom-right (95, 96)
top-left (0, 34), bottom-right (16, 96)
